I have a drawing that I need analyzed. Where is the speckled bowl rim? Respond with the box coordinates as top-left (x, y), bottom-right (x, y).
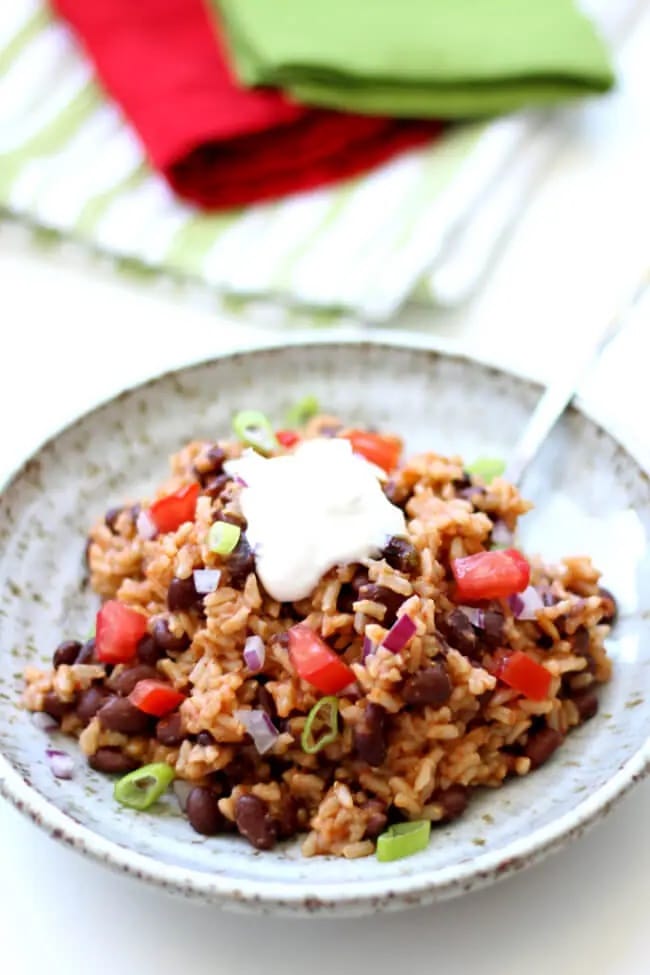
top-left (1, 330), bottom-right (648, 915)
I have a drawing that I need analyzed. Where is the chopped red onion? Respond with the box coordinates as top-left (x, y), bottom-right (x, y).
top-left (32, 712), bottom-right (58, 733)
top-left (233, 475), bottom-right (248, 488)
top-left (382, 614), bottom-right (417, 652)
top-left (361, 635), bottom-right (376, 661)
top-left (193, 569), bottom-right (221, 594)
top-left (234, 709), bottom-right (279, 754)
top-left (136, 509), bottom-right (157, 540)
top-left (491, 519), bottom-right (514, 547)
top-left (243, 635), bottom-right (265, 672)
top-left (458, 605), bottom-right (485, 629)
top-left (45, 748), bottom-right (74, 780)
top-left (172, 780), bottom-right (193, 813)
top-left (508, 586), bottom-right (544, 620)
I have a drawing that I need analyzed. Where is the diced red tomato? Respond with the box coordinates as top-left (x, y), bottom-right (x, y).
top-left (288, 623), bottom-right (355, 694)
top-left (451, 548), bottom-right (530, 602)
top-left (96, 600), bottom-right (147, 664)
top-left (343, 430), bottom-right (402, 474)
top-left (497, 650), bottom-right (552, 701)
top-left (129, 679), bottom-right (186, 717)
top-left (148, 482), bottom-right (200, 534)
top-left (276, 429), bottom-right (300, 449)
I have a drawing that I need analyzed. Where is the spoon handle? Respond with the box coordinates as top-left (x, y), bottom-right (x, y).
top-left (505, 269), bottom-right (650, 487)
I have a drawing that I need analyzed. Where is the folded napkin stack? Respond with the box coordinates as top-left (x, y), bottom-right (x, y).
top-left (52, 0), bottom-right (439, 208)
top-left (53, 0), bottom-right (612, 209)
top-left (0, 0), bottom-right (617, 319)
top-left (215, 0), bottom-right (614, 118)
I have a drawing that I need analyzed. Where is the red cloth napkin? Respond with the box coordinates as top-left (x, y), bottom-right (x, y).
top-left (53, 0), bottom-right (441, 210)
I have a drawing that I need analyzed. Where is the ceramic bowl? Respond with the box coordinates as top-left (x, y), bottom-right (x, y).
top-left (1, 336), bottom-right (648, 915)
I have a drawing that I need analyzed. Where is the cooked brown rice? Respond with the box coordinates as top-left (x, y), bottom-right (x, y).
top-left (24, 416), bottom-right (614, 858)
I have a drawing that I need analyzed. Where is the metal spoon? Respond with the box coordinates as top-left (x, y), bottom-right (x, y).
top-left (505, 269), bottom-right (650, 487)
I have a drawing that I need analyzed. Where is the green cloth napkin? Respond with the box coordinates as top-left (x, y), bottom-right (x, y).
top-left (213, 0), bottom-right (614, 118)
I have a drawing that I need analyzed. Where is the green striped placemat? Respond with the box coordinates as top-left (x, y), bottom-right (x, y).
top-left (1, 0), bottom-right (529, 320)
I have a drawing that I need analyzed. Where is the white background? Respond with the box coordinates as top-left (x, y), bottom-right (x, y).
top-left (1, 7), bottom-right (650, 972)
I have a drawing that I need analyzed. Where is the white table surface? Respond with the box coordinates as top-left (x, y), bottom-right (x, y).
top-left (2, 9), bottom-right (650, 971)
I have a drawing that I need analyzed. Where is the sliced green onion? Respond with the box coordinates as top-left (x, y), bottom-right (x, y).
top-left (85, 625), bottom-right (96, 640)
top-left (208, 520), bottom-right (241, 555)
top-left (466, 457), bottom-right (506, 484)
top-left (285, 395), bottom-right (320, 428)
top-left (114, 762), bottom-right (175, 811)
top-left (232, 410), bottom-right (278, 455)
top-left (376, 820), bottom-right (431, 862)
top-left (301, 696), bottom-right (339, 754)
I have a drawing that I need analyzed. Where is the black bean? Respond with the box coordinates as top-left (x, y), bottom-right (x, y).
top-left (433, 785), bottom-right (468, 821)
top-left (222, 749), bottom-right (257, 786)
top-left (42, 691), bottom-right (75, 722)
top-left (152, 618), bottom-right (190, 654)
top-left (76, 638), bottom-right (97, 664)
top-left (572, 688), bottom-right (599, 722)
top-left (194, 445), bottom-right (226, 484)
top-left (336, 586), bottom-right (356, 615)
top-left (97, 696), bottom-right (152, 735)
top-left (278, 601), bottom-right (302, 622)
top-left (255, 684), bottom-right (277, 721)
top-left (337, 568), bottom-right (369, 613)
top-left (136, 634), bottom-right (163, 666)
top-left (235, 794), bottom-right (277, 850)
top-left (437, 609), bottom-right (477, 657)
top-left (167, 575), bottom-right (201, 612)
top-left (197, 730), bottom-right (215, 747)
top-left (202, 473), bottom-right (231, 501)
top-left (452, 472), bottom-right (473, 491)
top-left (52, 639), bottom-right (82, 668)
top-left (89, 748), bottom-right (139, 775)
top-left (104, 507), bottom-right (123, 533)
top-left (186, 786), bottom-right (227, 835)
top-left (76, 686), bottom-right (111, 724)
top-left (482, 610), bottom-right (505, 648)
top-left (205, 445), bottom-right (226, 470)
top-left (573, 626), bottom-right (590, 656)
top-left (403, 665), bottom-right (452, 708)
top-left (525, 727), bottom-right (563, 769)
top-left (383, 478), bottom-right (410, 509)
top-left (275, 795), bottom-right (300, 840)
top-left (354, 703), bottom-right (387, 767)
top-left (357, 583), bottom-right (404, 627)
top-left (382, 537), bottom-right (419, 575)
top-left (156, 712), bottom-right (184, 746)
top-left (216, 510), bottom-right (247, 529)
top-left (107, 664), bottom-right (159, 697)
top-left (226, 536), bottom-right (256, 589)
top-left (599, 587), bottom-right (618, 625)
top-left (554, 613), bottom-right (570, 637)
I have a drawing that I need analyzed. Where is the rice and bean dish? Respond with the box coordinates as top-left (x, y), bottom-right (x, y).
top-left (23, 404), bottom-right (616, 861)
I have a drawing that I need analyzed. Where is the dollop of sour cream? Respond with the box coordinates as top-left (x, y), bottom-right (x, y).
top-left (225, 438), bottom-right (406, 602)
